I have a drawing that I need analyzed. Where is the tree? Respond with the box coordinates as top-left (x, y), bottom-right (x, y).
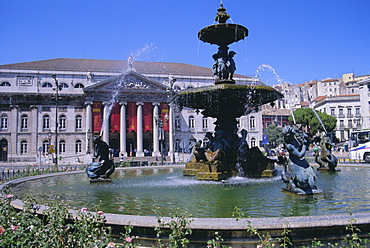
top-left (265, 124), bottom-right (284, 148)
top-left (288, 108), bottom-right (337, 136)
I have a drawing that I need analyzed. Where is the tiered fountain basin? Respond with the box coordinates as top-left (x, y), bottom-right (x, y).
top-left (176, 84), bottom-right (284, 117)
top-left (3, 165), bottom-right (370, 247)
top-left (198, 23), bottom-right (249, 46)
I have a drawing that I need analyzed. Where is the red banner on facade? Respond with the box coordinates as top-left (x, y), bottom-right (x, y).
top-left (128, 102), bottom-right (137, 133)
top-left (111, 103), bottom-right (120, 133)
top-left (92, 102), bottom-right (102, 133)
top-left (143, 102), bottom-right (153, 132)
top-left (160, 103), bottom-right (169, 131)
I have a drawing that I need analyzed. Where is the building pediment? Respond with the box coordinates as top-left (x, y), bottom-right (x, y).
top-left (84, 71), bottom-right (167, 93)
top-left (83, 71), bottom-right (170, 103)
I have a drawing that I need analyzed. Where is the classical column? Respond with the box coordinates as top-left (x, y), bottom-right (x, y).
top-left (85, 102), bottom-right (93, 154)
top-left (10, 105), bottom-right (18, 159)
top-left (152, 103), bottom-right (160, 157)
top-left (169, 103), bottom-right (175, 162)
top-left (120, 102), bottom-right (128, 157)
top-left (30, 105), bottom-right (38, 157)
top-left (102, 102), bottom-right (110, 144)
top-left (136, 102), bottom-right (144, 157)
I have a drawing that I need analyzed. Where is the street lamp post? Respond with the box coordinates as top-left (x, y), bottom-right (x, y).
top-left (167, 74), bottom-right (177, 163)
top-left (48, 130), bottom-right (52, 167)
top-left (87, 129), bottom-right (92, 154)
top-left (155, 114), bottom-right (168, 165)
top-left (52, 74), bottom-right (62, 166)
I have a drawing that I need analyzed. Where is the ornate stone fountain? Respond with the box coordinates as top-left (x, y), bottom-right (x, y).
top-left (176, 4), bottom-right (284, 181)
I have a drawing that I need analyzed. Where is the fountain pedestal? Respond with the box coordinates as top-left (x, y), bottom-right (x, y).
top-left (183, 161), bottom-right (235, 181)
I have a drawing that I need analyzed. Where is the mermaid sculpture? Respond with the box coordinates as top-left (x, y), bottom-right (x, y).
top-left (280, 126), bottom-right (321, 194)
top-left (86, 136), bottom-right (115, 181)
top-left (314, 135), bottom-right (338, 171)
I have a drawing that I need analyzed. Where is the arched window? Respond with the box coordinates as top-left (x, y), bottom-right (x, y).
top-left (202, 116), bottom-right (208, 130)
top-left (59, 115), bottom-right (66, 130)
top-left (74, 83), bottom-right (84, 88)
top-left (188, 115), bottom-right (195, 129)
top-left (21, 115), bottom-right (28, 129)
top-left (59, 140), bottom-right (66, 153)
top-left (251, 138), bottom-right (256, 147)
top-left (75, 140), bottom-right (82, 153)
top-left (43, 115), bottom-right (50, 129)
top-left (1, 114), bottom-right (8, 129)
top-left (42, 140), bottom-right (50, 154)
top-left (75, 115), bottom-right (82, 129)
top-left (250, 116), bottom-right (256, 129)
top-left (0, 81), bottom-right (11, 86)
top-left (20, 140), bottom-right (27, 154)
top-left (42, 82), bottom-right (53, 88)
top-left (60, 82), bottom-right (69, 88)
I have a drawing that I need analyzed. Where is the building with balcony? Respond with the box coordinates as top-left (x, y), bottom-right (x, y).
top-left (312, 94), bottom-right (361, 141)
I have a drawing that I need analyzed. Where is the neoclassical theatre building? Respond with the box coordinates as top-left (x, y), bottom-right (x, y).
top-left (0, 58), bottom-right (264, 165)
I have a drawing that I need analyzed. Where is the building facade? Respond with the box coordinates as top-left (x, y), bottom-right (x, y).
top-left (0, 58), bottom-right (264, 165)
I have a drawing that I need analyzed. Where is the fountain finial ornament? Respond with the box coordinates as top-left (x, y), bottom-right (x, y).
top-left (198, 4), bottom-right (248, 83)
top-left (215, 4), bottom-right (230, 23)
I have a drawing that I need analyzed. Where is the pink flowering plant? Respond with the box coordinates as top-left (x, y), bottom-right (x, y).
top-left (120, 225), bottom-right (139, 247)
top-left (0, 193), bottom-right (113, 247)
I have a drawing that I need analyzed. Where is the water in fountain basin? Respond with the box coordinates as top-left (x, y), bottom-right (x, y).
top-left (11, 167), bottom-right (370, 218)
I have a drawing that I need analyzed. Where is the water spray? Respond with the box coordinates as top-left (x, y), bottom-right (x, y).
top-left (255, 64), bottom-right (296, 124)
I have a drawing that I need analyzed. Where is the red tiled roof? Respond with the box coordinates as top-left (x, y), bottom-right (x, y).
top-left (312, 96), bottom-right (326, 101)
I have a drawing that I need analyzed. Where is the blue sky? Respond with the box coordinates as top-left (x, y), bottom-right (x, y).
top-left (1, 0), bottom-right (369, 85)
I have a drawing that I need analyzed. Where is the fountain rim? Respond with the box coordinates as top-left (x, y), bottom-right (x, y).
top-left (198, 23), bottom-right (249, 45)
top-left (176, 83), bottom-right (281, 95)
top-left (2, 165), bottom-right (370, 230)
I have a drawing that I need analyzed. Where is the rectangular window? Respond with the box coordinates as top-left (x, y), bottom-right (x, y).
top-left (347, 108), bottom-right (352, 117)
top-left (21, 117), bottom-right (28, 129)
top-left (20, 141), bottom-right (27, 154)
top-left (1, 117), bottom-right (8, 129)
top-left (43, 117), bottom-right (50, 129)
top-left (189, 117), bottom-right (195, 129)
top-left (174, 116), bottom-right (180, 130)
top-left (340, 120), bottom-right (344, 127)
top-left (59, 142), bottom-right (66, 153)
top-left (75, 142), bottom-right (82, 153)
top-left (202, 117), bottom-right (208, 129)
top-left (75, 117), bottom-right (82, 129)
top-left (60, 117), bottom-right (66, 129)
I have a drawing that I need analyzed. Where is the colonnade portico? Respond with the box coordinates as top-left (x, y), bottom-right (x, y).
top-left (85, 101), bottom-right (173, 160)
